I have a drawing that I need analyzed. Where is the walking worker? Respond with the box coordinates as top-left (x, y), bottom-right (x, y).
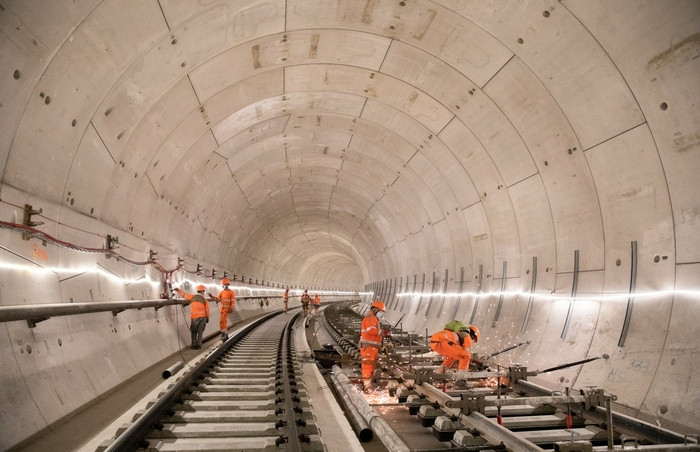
top-left (429, 321), bottom-right (480, 373)
top-left (212, 278), bottom-right (235, 341)
top-left (300, 289), bottom-right (311, 316)
top-left (283, 287), bottom-right (289, 313)
top-left (313, 293), bottom-right (321, 315)
top-left (359, 300), bottom-right (386, 391)
top-left (175, 285), bottom-right (210, 349)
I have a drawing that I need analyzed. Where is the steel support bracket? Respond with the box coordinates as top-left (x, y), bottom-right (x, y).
top-left (445, 392), bottom-right (486, 415)
top-left (27, 316), bottom-right (50, 328)
top-left (580, 388), bottom-right (607, 409)
top-left (509, 365), bottom-right (531, 382)
top-left (410, 368), bottom-right (434, 385)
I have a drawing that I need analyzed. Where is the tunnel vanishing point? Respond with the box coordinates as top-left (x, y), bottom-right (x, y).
top-left (0, 1), bottom-right (698, 450)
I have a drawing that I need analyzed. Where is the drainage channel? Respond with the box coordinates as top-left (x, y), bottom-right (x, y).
top-left (100, 312), bottom-right (322, 451)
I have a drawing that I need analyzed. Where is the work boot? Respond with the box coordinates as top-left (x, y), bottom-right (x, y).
top-left (363, 379), bottom-right (372, 393)
top-left (220, 331), bottom-right (228, 341)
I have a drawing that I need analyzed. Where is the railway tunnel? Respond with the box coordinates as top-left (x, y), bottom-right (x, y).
top-left (0, 0), bottom-right (698, 450)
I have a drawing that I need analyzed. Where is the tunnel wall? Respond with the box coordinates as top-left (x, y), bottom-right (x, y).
top-left (0, 188), bottom-right (303, 450)
top-left (370, 265), bottom-right (699, 434)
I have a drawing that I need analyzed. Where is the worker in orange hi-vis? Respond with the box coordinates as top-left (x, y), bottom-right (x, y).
top-left (313, 293), bottom-right (321, 316)
top-left (283, 287), bottom-right (289, 313)
top-left (211, 278), bottom-right (235, 341)
top-left (175, 285), bottom-right (210, 349)
top-left (359, 300), bottom-right (386, 391)
top-left (429, 321), bottom-right (480, 373)
top-left (300, 290), bottom-right (311, 316)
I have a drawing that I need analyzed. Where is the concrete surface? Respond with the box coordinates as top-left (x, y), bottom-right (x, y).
top-left (0, 1), bottom-right (698, 449)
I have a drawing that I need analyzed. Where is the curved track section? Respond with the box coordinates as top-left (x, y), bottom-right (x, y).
top-left (102, 312), bottom-right (322, 451)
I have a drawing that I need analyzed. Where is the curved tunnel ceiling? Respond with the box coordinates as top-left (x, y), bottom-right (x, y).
top-left (1, 0), bottom-right (698, 293)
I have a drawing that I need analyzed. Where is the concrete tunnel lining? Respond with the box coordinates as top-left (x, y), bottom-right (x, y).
top-left (0, 0), bottom-right (699, 449)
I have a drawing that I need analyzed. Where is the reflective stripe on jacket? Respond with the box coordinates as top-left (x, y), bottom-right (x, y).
top-left (189, 294), bottom-right (209, 319)
top-left (218, 288), bottom-right (235, 311)
top-left (360, 313), bottom-right (382, 348)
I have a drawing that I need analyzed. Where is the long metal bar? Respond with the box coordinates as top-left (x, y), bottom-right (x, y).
top-left (435, 268), bottom-right (449, 315)
top-left (561, 249), bottom-right (579, 339)
top-left (619, 240), bottom-right (638, 347)
top-left (538, 354), bottom-right (608, 373)
top-left (332, 366), bottom-right (410, 452)
top-left (329, 372), bottom-right (373, 442)
top-left (425, 271), bottom-right (437, 315)
top-left (462, 412), bottom-right (544, 451)
top-left (0, 299), bottom-right (185, 324)
top-left (469, 264), bottom-right (483, 324)
top-left (492, 261), bottom-right (507, 327)
top-left (0, 296), bottom-right (352, 325)
top-left (450, 266), bottom-right (464, 320)
top-left (483, 340), bottom-right (531, 359)
top-left (521, 256), bottom-right (537, 333)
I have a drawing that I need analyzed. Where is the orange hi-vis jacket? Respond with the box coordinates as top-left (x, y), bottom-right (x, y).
top-left (176, 289), bottom-right (210, 319)
top-left (218, 288), bottom-right (235, 312)
top-left (359, 313), bottom-right (382, 348)
top-left (313, 295), bottom-right (321, 306)
top-left (429, 329), bottom-right (472, 370)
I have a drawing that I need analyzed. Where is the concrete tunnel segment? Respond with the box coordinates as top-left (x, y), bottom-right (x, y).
top-left (0, 1), bottom-right (698, 449)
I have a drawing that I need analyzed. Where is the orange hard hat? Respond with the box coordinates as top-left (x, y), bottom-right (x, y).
top-left (469, 325), bottom-right (480, 342)
top-left (221, 278), bottom-right (230, 285)
top-left (371, 301), bottom-right (386, 311)
top-left (196, 285), bottom-right (206, 292)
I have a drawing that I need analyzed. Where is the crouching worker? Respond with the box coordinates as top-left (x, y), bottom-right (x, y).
top-left (429, 321), bottom-right (480, 373)
top-left (359, 301), bottom-right (386, 391)
top-left (175, 285), bottom-right (210, 349)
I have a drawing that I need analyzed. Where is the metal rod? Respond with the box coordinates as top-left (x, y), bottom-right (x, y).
top-left (521, 256), bottom-right (537, 333)
top-left (462, 412), bottom-right (543, 452)
top-left (329, 372), bottom-right (373, 442)
top-left (492, 261), bottom-right (507, 327)
top-left (332, 365), bottom-right (410, 452)
top-left (469, 264), bottom-right (483, 324)
top-left (538, 354), bottom-right (609, 373)
top-left (161, 360), bottom-right (184, 379)
top-left (561, 249), bottom-right (579, 339)
top-left (483, 340), bottom-right (531, 359)
top-left (619, 240), bottom-right (638, 347)
top-left (606, 394), bottom-right (614, 449)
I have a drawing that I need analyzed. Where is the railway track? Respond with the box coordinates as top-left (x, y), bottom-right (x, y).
top-left (320, 301), bottom-right (700, 452)
top-left (100, 311), bottom-right (322, 451)
top-left (97, 301), bottom-right (699, 452)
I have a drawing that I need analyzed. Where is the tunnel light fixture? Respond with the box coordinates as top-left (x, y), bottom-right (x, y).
top-left (394, 290), bottom-right (700, 301)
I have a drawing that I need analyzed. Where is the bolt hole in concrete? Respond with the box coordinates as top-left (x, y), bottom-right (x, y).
top-left (71, 119), bottom-right (77, 127)
top-left (543, 10), bottom-right (550, 17)
top-left (517, 37), bottom-right (524, 44)
top-left (660, 102), bottom-right (668, 110)
top-left (654, 255), bottom-right (660, 263)
top-left (14, 69), bottom-right (20, 79)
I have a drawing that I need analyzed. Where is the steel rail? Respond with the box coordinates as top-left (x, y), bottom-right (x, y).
top-left (279, 313), bottom-right (303, 451)
top-left (101, 312), bottom-right (279, 452)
